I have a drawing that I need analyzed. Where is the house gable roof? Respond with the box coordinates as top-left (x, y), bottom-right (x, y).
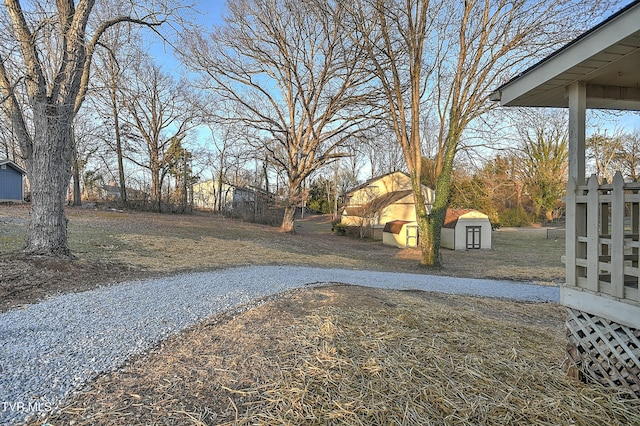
top-left (490, 0), bottom-right (640, 110)
top-left (0, 159), bottom-right (26, 175)
top-left (343, 189), bottom-right (414, 216)
top-left (346, 170), bottom-right (410, 196)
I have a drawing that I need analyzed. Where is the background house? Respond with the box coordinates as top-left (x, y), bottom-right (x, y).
top-left (0, 159), bottom-right (26, 202)
top-left (192, 179), bottom-right (271, 213)
top-left (84, 182), bottom-right (147, 203)
top-left (441, 209), bottom-right (492, 250)
top-left (192, 180), bottom-right (234, 211)
top-left (341, 171), bottom-right (435, 239)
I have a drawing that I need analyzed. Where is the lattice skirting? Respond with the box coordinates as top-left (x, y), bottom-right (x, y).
top-left (566, 308), bottom-right (640, 397)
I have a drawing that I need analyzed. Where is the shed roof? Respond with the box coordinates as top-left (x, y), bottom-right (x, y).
top-left (0, 159), bottom-right (26, 175)
top-left (490, 0), bottom-right (640, 110)
top-left (383, 220), bottom-right (412, 234)
top-left (443, 209), bottom-right (487, 229)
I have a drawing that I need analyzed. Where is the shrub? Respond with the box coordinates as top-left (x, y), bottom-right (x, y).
top-left (498, 207), bottom-right (532, 227)
top-left (331, 222), bottom-right (346, 236)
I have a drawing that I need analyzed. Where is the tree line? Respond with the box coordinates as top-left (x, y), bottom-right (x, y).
top-left (0, 0), bottom-right (631, 266)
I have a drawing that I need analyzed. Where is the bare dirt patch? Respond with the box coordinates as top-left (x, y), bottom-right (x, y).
top-left (34, 285), bottom-right (639, 425)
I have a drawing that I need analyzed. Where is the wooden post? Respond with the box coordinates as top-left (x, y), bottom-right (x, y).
top-left (567, 82), bottom-right (586, 185)
top-left (587, 175), bottom-right (599, 292)
top-left (612, 172), bottom-right (625, 298)
top-left (566, 177), bottom-right (577, 287)
top-left (566, 82), bottom-right (587, 287)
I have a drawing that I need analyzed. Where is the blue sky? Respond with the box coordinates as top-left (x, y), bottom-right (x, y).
top-left (147, 1), bottom-right (226, 73)
top-left (193, 1), bottom-right (226, 26)
top-left (147, 0), bottom-right (637, 170)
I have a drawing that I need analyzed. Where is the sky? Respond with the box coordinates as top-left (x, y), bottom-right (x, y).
top-left (147, 1), bottom-right (226, 73)
top-left (192, 1), bottom-right (227, 27)
top-left (144, 0), bottom-right (638, 181)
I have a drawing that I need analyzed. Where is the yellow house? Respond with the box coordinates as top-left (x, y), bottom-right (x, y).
top-left (341, 171), bottom-right (434, 239)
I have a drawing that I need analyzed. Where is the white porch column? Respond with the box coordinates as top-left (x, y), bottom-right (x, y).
top-left (565, 81), bottom-right (587, 288)
top-left (567, 82), bottom-right (586, 184)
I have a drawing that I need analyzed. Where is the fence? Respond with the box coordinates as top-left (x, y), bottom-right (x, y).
top-left (565, 172), bottom-right (640, 305)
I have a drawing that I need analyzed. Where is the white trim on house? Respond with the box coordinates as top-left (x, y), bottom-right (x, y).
top-left (561, 286), bottom-right (640, 330)
top-left (0, 159), bottom-right (26, 175)
top-left (490, 1), bottom-right (640, 111)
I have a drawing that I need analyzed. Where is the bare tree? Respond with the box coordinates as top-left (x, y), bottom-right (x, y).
top-left (350, 0), bottom-right (615, 266)
top-left (517, 110), bottom-right (568, 222)
top-left (90, 20), bottom-right (143, 204)
top-left (348, 0), bottom-right (441, 265)
top-left (0, 114), bottom-right (19, 162)
top-left (70, 111), bottom-right (103, 205)
top-left (182, 0), bottom-right (378, 232)
top-left (616, 131), bottom-right (640, 181)
top-left (203, 121), bottom-right (251, 212)
top-left (120, 59), bottom-right (197, 212)
top-left (0, 0), bottom-right (188, 256)
top-left (587, 128), bottom-right (640, 182)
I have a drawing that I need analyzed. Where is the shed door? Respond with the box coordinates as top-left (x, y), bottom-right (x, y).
top-left (406, 225), bottom-right (418, 248)
top-left (466, 226), bottom-right (481, 249)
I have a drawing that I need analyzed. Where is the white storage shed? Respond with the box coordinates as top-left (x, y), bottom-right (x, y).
top-left (441, 209), bottom-right (492, 250)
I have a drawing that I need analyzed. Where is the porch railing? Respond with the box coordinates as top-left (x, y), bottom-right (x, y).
top-left (565, 171), bottom-right (640, 314)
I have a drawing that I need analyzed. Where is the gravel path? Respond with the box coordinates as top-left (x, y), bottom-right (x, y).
top-left (0, 266), bottom-right (559, 425)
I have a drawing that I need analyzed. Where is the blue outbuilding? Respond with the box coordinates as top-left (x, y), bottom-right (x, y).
top-left (0, 159), bottom-right (26, 202)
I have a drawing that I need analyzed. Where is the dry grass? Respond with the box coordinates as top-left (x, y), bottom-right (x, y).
top-left (35, 286), bottom-right (639, 426)
top-left (3, 205), bottom-right (635, 424)
top-left (1, 205), bottom-right (564, 310)
top-left (1, 205), bottom-right (565, 278)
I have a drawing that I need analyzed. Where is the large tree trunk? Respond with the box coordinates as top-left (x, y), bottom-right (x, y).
top-left (151, 164), bottom-right (162, 212)
top-left (281, 205), bottom-right (296, 233)
top-left (408, 168), bottom-right (436, 267)
top-left (280, 180), bottom-right (302, 233)
top-left (423, 128), bottom-right (459, 267)
top-left (25, 105), bottom-right (74, 257)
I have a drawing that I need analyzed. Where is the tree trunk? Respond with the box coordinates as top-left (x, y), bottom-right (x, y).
top-left (423, 128), bottom-right (458, 267)
top-left (281, 205), bottom-right (296, 233)
top-left (71, 138), bottom-right (82, 206)
top-left (25, 105), bottom-right (74, 257)
top-left (263, 156), bottom-right (269, 194)
top-left (113, 103), bottom-right (127, 204)
top-left (410, 171), bottom-right (436, 267)
top-left (217, 166), bottom-right (224, 212)
top-left (181, 154), bottom-right (188, 212)
top-left (151, 167), bottom-right (162, 212)
top-left (280, 181), bottom-right (302, 233)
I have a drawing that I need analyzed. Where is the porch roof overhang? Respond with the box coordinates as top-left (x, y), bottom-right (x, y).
top-left (490, 0), bottom-right (640, 111)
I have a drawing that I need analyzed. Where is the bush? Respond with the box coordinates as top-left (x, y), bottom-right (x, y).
top-left (498, 207), bottom-right (532, 227)
top-left (331, 222), bottom-right (346, 236)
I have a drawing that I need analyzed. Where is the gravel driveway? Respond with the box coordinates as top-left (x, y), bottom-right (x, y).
top-left (0, 266), bottom-right (559, 425)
